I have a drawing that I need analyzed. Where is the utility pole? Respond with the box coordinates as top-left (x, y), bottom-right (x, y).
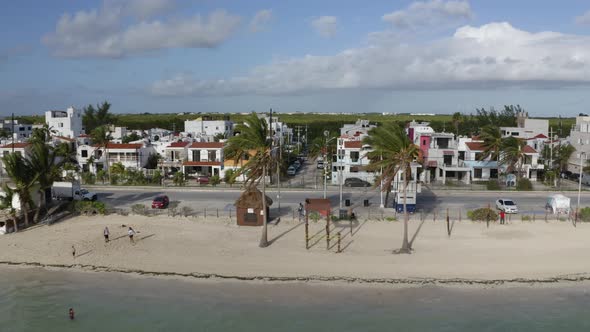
top-left (269, 108), bottom-right (273, 186)
top-left (277, 114), bottom-right (281, 213)
top-left (323, 130), bottom-right (328, 199)
top-left (11, 113), bottom-right (15, 153)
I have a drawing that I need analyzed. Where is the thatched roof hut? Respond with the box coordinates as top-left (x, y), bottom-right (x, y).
top-left (235, 189), bottom-right (273, 209)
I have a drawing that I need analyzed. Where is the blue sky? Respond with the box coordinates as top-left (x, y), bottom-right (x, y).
top-left (2, 0), bottom-right (590, 116)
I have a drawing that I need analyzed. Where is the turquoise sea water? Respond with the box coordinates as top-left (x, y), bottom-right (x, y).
top-left (2, 267), bottom-right (590, 331)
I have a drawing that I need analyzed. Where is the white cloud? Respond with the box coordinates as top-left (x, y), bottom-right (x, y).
top-left (575, 10), bottom-right (590, 25)
top-left (122, 0), bottom-right (176, 19)
top-left (311, 16), bottom-right (338, 38)
top-left (249, 9), bottom-right (273, 32)
top-left (43, 1), bottom-right (241, 58)
top-left (382, 0), bottom-right (472, 29)
top-left (151, 22), bottom-right (590, 96)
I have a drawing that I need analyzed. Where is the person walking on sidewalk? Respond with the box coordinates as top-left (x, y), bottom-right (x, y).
top-left (500, 210), bottom-right (506, 225)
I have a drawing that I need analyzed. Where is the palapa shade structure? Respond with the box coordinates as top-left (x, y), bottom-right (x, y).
top-left (235, 188), bottom-right (273, 226)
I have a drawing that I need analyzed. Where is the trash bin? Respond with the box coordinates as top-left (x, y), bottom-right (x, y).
top-left (363, 199), bottom-right (369, 207)
top-left (345, 199), bottom-right (351, 207)
top-left (339, 209), bottom-right (348, 220)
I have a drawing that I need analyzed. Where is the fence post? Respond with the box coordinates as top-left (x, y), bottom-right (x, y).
top-left (337, 232), bottom-right (341, 253)
top-left (446, 208), bottom-right (450, 237)
top-left (204, 208), bottom-right (207, 218)
top-left (216, 208), bottom-right (219, 218)
top-left (229, 209), bottom-right (232, 222)
top-left (381, 210), bottom-right (383, 221)
top-left (459, 209), bottom-right (462, 223)
top-left (305, 221), bottom-right (309, 250)
top-left (533, 213), bottom-right (535, 222)
top-left (326, 218), bottom-right (330, 250)
top-left (487, 203), bottom-right (490, 228)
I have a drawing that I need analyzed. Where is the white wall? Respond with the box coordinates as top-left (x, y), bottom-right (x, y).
top-left (45, 107), bottom-right (84, 138)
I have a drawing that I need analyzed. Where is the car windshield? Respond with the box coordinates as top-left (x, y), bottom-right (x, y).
top-left (80, 189), bottom-right (88, 195)
top-left (504, 200), bottom-right (515, 206)
top-left (154, 197), bottom-right (164, 202)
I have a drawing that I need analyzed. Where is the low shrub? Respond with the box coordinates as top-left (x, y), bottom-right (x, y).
top-left (131, 203), bottom-right (148, 215)
top-left (486, 181), bottom-right (500, 190)
top-left (81, 172), bottom-right (96, 185)
top-left (467, 207), bottom-right (498, 222)
top-left (385, 216), bottom-right (397, 222)
top-left (579, 207), bottom-right (590, 222)
top-left (521, 215), bottom-right (532, 221)
top-left (210, 175), bottom-right (221, 187)
top-left (516, 178), bottom-right (533, 191)
top-left (75, 201), bottom-right (106, 215)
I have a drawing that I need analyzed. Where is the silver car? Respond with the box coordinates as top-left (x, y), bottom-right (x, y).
top-left (496, 199), bottom-right (518, 214)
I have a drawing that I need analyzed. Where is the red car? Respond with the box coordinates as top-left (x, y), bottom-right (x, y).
top-left (196, 176), bottom-right (210, 184)
top-left (151, 195), bottom-right (169, 209)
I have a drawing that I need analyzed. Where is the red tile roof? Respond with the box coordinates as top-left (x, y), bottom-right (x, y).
top-left (188, 142), bottom-right (223, 149)
top-left (0, 142), bottom-right (30, 149)
top-left (344, 141), bottom-right (362, 149)
top-left (78, 134), bottom-right (90, 137)
top-left (522, 145), bottom-right (537, 154)
top-left (183, 161), bottom-right (222, 166)
top-left (94, 143), bottom-right (142, 149)
top-left (465, 142), bottom-right (485, 151)
top-left (533, 133), bottom-right (548, 139)
top-left (167, 142), bottom-right (190, 148)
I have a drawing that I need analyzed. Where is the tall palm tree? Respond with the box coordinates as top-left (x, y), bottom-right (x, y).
top-left (91, 125), bottom-right (113, 182)
top-left (500, 136), bottom-right (526, 178)
top-left (364, 124), bottom-right (420, 254)
top-left (478, 125), bottom-right (503, 181)
top-left (2, 152), bottom-right (37, 227)
top-left (28, 141), bottom-right (65, 222)
top-left (557, 144), bottom-right (576, 174)
top-left (224, 113), bottom-right (273, 248)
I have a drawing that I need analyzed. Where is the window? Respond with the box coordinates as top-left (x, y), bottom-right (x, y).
top-left (422, 139), bottom-right (427, 146)
top-left (350, 166), bottom-right (359, 173)
top-left (350, 151), bottom-right (360, 162)
top-left (192, 150), bottom-right (201, 161)
top-left (475, 152), bottom-right (482, 160)
top-left (474, 168), bottom-right (482, 178)
top-left (459, 151), bottom-right (465, 160)
top-left (81, 150), bottom-right (88, 158)
top-left (443, 155), bottom-right (452, 166)
top-left (19, 127), bottom-right (24, 131)
top-left (59, 123), bottom-right (64, 127)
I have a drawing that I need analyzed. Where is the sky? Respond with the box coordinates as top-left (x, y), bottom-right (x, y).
top-left (2, 0), bottom-right (590, 117)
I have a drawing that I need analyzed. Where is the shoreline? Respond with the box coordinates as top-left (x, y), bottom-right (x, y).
top-left (4, 215), bottom-right (590, 289)
top-left (3, 261), bottom-right (590, 288)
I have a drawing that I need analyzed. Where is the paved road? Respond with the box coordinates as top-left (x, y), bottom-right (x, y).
top-left (93, 186), bottom-right (590, 217)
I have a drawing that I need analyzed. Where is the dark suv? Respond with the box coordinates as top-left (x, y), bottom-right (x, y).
top-left (344, 178), bottom-right (371, 187)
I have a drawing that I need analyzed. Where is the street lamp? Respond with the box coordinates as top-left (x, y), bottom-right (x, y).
top-left (323, 131), bottom-right (335, 199)
top-left (379, 153), bottom-right (384, 208)
top-left (577, 151), bottom-right (586, 224)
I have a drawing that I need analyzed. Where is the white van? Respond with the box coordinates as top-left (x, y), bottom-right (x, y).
top-left (546, 194), bottom-right (571, 214)
top-left (581, 173), bottom-right (590, 186)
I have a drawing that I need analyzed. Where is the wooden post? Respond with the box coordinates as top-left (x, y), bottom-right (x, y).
top-left (204, 208), bottom-right (207, 218)
top-left (216, 208), bottom-right (219, 218)
top-left (293, 209), bottom-right (295, 221)
top-left (229, 209), bottom-right (232, 222)
top-left (459, 209), bottom-right (462, 223)
top-left (446, 208), bottom-right (450, 237)
top-left (305, 221), bottom-right (309, 250)
top-left (433, 211), bottom-right (437, 222)
top-left (326, 217), bottom-right (330, 250)
top-left (545, 211), bottom-right (548, 222)
top-left (337, 232), bottom-right (341, 253)
top-left (486, 203), bottom-right (490, 228)
top-left (533, 213), bottom-right (535, 222)
top-left (381, 210), bottom-right (383, 221)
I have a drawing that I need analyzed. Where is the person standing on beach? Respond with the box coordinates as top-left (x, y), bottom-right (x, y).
top-left (128, 227), bottom-right (136, 244)
top-left (71, 245), bottom-right (76, 258)
top-left (500, 210), bottom-right (506, 225)
top-left (103, 226), bottom-right (110, 243)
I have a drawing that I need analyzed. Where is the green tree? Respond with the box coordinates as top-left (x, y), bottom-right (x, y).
top-left (557, 144), bottom-right (576, 173)
top-left (224, 112), bottom-right (273, 248)
top-left (145, 153), bottom-right (160, 169)
top-left (122, 132), bottom-right (141, 143)
top-left (28, 140), bottom-right (66, 222)
top-left (91, 126), bottom-right (113, 183)
top-left (223, 169), bottom-right (237, 187)
top-left (172, 171), bottom-right (186, 186)
top-left (151, 170), bottom-right (163, 185)
top-left (363, 124), bottom-right (420, 254)
top-left (210, 175), bottom-right (221, 186)
top-left (500, 136), bottom-right (526, 179)
top-left (2, 153), bottom-right (37, 227)
top-left (83, 101), bottom-right (114, 133)
top-left (478, 125), bottom-right (503, 182)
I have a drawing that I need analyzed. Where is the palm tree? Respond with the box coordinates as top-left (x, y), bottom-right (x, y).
top-left (364, 124), bottom-right (420, 253)
top-left (452, 112), bottom-right (463, 136)
top-left (500, 136), bottom-right (526, 178)
top-left (224, 113), bottom-right (273, 248)
top-left (2, 152), bottom-right (37, 227)
top-left (91, 125), bottom-right (112, 183)
top-left (557, 144), bottom-right (576, 174)
top-left (28, 141), bottom-right (65, 222)
top-left (478, 125), bottom-right (503, 181)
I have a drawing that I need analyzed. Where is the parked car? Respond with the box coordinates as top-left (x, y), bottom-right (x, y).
top-left (495, 198), bottom-right (518, 214)
top-left (152, 195), bottom-right (169, 209)
top-left (344, 177), bottom-right (371, 187)
top-left (287, 166), bottom-right (297, 176)
top-left (293, 160), bottom-right (301, 169)
top-left (196, 176), bottom-right (210, 184)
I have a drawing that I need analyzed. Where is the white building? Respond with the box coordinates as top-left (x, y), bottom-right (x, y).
top-left (0, 143), bottom-right (32, 176)
top-left (184, 118), bottom-right (233, 138)
top-left (45, 107), bottom-right (84, 138)
top-left (182, 142), bottom-right (224, 178)
top-left (77, 143), bottom-right (155, 173)
top-left (1, 119), bottom-right (34, 141)
top-left (568, 115), bottom-right (590, 173)
top-left (500, 112), bottom-right (549, 140)
top-left (340, 119), bottom-right (376, 137)
top-left (331, 137), bottom-right (374, 185)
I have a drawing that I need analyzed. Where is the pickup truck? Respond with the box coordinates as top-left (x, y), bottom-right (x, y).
top-left (52, 181), bottom-right (98, 201)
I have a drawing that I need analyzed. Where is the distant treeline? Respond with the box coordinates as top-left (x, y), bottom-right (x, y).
top-left (15, 106), bottom-right (575, 139)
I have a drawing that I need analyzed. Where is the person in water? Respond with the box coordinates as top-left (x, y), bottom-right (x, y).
top-left (69, 308), bottom-right (75, 320)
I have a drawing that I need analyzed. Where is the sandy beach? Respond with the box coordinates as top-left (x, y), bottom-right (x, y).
top-left (2, 215), bottom-right (590, 285)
